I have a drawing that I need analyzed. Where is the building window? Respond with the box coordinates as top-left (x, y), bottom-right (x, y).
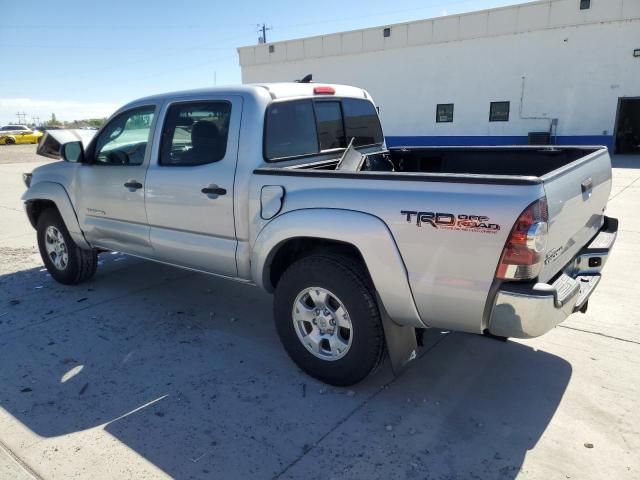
top-left (580, 0), bottom-right (590, 10)
top-left (489, 101), bottom-right (510, 122)
top-left (268, 45), bottom-right (275, 53)
top-left (436, 104), bottom-right (454, 123)
top-left (383, 27), bottom-right (391, 37)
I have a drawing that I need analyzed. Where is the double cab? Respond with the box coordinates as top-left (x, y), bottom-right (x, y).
top-left (22, 82), bottom-right (617, 385)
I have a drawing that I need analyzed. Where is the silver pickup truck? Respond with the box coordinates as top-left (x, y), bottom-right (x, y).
top-left (22, 82), bottom-right (617, 385)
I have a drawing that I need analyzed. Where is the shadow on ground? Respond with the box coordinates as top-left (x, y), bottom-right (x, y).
top-left (0, 255), bottom-right (571, 479)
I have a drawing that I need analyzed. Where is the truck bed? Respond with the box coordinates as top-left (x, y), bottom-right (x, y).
top-left (256, 144), bottom-right (612, 286)
top-left (386, 146), bottom-right (599, 177)
top-left (280, 146), bottom-right (600, 179)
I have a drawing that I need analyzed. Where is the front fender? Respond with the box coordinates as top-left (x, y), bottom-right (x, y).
top-left (21, 182), bottom-right (90, 249)
top-left (252, 209), bottom-right (425, 328)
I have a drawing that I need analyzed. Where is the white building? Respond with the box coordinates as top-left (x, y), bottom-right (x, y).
top-left (238, 0), bottom-right (640, 153)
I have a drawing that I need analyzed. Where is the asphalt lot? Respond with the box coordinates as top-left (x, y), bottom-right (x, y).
top-left (0, 145), bottom-right (638, 480)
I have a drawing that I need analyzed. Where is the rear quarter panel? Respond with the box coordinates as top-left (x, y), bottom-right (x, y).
top-left (250, 172), bottom-right (544, 333)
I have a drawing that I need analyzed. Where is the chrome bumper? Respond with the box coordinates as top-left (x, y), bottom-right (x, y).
top-left (488, 217), bottom-right (618, 339)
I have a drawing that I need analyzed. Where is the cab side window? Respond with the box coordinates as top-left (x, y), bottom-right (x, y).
top-left (94, 107), bottom-right (155, 165)
top-left (159, 101), bottom-right (231, 166)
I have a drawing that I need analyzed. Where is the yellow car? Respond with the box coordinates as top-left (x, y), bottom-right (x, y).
top-left (0, 125), bottom-right (44, 145)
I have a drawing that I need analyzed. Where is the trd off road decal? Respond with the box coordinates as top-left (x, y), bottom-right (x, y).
top-left (401, 211), bottom-right (501, 234)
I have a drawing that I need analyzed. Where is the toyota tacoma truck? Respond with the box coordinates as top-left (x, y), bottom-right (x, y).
top-left (21, 82), bottom-right (617, 386)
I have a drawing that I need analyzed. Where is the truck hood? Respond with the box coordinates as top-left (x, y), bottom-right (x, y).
top-left (36, 129), bottom-right (97, 159)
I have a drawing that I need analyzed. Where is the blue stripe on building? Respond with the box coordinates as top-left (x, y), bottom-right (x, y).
top-left (386, 136), bottom-right (614, 150)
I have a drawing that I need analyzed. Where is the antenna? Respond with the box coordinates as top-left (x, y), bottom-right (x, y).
top-left (296, 74), bottom-right (313, 83)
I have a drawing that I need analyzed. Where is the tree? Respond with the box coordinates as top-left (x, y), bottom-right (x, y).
top-left (47, 112), bottom-right (58, 126)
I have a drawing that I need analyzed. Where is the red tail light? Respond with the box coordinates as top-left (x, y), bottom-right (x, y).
top-left (313, 86), bottom-right (335, 95)
top-left (496, 198), bottom-right (549, 281)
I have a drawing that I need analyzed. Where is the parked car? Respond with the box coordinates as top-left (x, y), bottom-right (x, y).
top-left (1, 124), bottom-right (31, 133)
top-left (0, 125), bottom-right (44, 145)
top-left (21, 83), bottom-right (618, 385)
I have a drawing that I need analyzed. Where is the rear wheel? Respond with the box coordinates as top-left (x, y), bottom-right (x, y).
top-left (5, 137), bottom-right (15, 145)
top-left (274, 254), bottom-right (385, 386)
top-left (37, 209), bottom-right (98, 285)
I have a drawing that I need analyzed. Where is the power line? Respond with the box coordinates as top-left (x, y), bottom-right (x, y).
top-left (0, 44), bottom-right (246, 51)
top-left (272, 0), bottom-right (515, 34)
top-left (0, 23), bottom-right (257, 30)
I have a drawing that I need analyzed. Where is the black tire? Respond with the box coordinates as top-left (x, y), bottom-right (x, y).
top-left (5, 137), bottom-right (15, 145)
top-left (274, 254), bottom-right (385, 386)
top-left (37, 208), bottom-right (98, 285)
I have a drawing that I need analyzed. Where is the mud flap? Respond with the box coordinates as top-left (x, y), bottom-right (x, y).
top-left (376, 293), bottom-right (418, 376)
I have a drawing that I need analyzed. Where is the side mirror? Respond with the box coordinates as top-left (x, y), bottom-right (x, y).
top-left (61, 141), bottom-right (85, 163)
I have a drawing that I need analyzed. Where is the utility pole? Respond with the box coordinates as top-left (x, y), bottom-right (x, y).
top-left (16, 112), bottom-right (27, 124)
top-left (257, 23), bottom-right (272, 43)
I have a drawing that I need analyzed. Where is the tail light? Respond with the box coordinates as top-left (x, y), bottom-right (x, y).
top-left (496, 198), bottom-right (549, 281)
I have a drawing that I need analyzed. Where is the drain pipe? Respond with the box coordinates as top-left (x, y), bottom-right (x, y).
top-left (520, 75), bottom-right (558, 143)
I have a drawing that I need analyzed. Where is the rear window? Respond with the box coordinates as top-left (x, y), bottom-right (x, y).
top-left (342, 98), bottom-right (383, 147)
top-left (314, 101), bottom-right (345, 150)
top-left (264, 100), bottom-right (318, 160)
top-left (264, 98), bottom-right (382, 161)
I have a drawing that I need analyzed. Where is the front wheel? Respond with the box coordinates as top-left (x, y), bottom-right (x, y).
top-left (37, 209), bottom-right (98, 285)
top-left (274, 254), bottom-right (385, 386)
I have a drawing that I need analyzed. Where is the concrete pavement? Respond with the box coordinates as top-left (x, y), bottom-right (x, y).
top-left (0, 146), bottom-right (638, 479)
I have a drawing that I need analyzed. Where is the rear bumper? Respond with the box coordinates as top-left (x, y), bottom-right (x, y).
top-left (488, 216), bottom-right (618, 339)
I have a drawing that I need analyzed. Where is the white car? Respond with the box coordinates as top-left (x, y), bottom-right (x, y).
top-left (1, 124), bottom-right (31, 133)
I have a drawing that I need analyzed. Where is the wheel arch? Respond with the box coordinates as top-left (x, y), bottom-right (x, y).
top-left (268, 237), bottom-right (367, 289)
top-left (252, 208), bottom-right (425, 328)
top-left (22, 182), bottom-right (90, 249)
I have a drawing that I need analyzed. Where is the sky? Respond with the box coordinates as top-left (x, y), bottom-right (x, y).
top-left (0, 0), bottom-right (532, 124)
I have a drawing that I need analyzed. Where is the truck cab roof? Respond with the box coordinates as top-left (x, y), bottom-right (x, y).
top-left (119, 83), bottom-right (371, 111)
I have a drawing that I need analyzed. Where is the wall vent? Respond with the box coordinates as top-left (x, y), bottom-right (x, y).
top-left (383, 28), bottom-right (391, 38)
top-left (580, 0), bottom-right (590, 10)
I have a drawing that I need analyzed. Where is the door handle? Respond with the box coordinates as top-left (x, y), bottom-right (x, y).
top-left (201, 185), bottom-right (227, 196)
top-left (124, 181), bottom-right (143, 190)
top-left (581, 178), bottom-right (593, 194)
